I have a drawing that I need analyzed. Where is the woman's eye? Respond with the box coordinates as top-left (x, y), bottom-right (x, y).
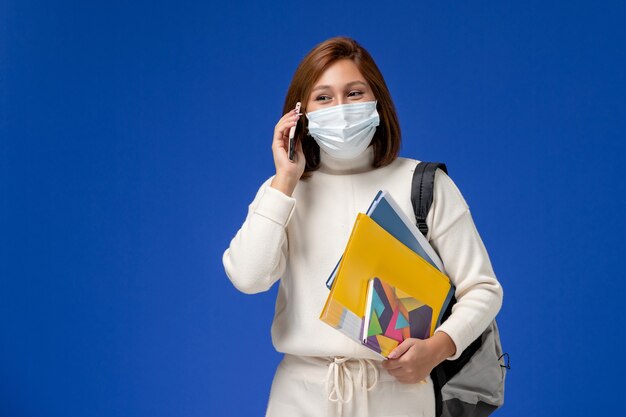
top-left (348, 90), bottom-right (364, 97)
top-left (315, 95), bottom-right (331, 102)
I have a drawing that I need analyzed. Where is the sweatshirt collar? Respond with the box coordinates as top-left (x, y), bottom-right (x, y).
top-left (317, 145), bottom-right (376, 175)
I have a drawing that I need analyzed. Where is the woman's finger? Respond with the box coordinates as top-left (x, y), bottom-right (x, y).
top-left (273, 115), bottom-right (300, 148)
top-left (382, 359), bottom-right (404, 370)
top-left (274, 116), bottom-right (297, 138)
top-left (387, 367), bottom-right (407, 376)
top-left (274, 110), bottom-right (298, 132)
top-left (273, 122), bottom-right (292, 146)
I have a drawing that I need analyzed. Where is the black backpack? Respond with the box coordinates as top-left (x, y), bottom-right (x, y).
top-left (411, 162), bottom-right (510, 417)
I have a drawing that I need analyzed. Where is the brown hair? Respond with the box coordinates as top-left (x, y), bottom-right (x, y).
top-left (282, 36), bottom-right (402, 178)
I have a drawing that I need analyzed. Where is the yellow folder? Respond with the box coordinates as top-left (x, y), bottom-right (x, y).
top-left (320, 213), bottom-right (454, 341)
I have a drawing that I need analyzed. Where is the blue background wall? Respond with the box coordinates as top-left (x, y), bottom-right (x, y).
top-left (2, 1), bottom-right (625, 416)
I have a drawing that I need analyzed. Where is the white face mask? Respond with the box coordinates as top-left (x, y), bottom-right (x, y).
top-left (306, 101), bottom-right (380, 160)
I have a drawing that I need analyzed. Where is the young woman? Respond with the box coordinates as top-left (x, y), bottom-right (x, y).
top-left (223, 36), bottom-right (503, 417)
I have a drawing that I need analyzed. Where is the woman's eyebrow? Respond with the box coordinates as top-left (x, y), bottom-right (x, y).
top-left (311, 80), bottom-right (368, 92)
top-left (345, 80), bottom-right (368, 88)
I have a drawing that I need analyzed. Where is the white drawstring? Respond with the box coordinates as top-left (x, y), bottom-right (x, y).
top-left (326, 356), bottom-right (352, 417)
top-left (356, 358), bottom-right (379, 415)
top-left (325, 357), bottom-right (379, 417)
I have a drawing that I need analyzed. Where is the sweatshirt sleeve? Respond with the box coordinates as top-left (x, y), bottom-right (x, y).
top-left (427, 169), bottom-right (504, 360)
top-left (222, 177), bottom-right (296, 294)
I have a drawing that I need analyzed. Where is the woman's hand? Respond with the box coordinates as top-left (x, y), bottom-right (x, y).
top-left (381, 332), bottom-right (456, 384)
top-left (270, 109), bottom-right (306, 196)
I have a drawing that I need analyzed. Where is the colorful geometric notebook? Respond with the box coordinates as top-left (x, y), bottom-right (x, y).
top-left (362, 277), bottom-right (433, 358)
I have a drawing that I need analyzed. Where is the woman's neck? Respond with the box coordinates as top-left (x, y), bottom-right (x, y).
top-left (317, 146), bottom-right (376, 175)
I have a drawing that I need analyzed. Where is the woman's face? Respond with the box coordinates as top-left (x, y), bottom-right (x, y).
top-left (306, 59), bottom-right (376, 113)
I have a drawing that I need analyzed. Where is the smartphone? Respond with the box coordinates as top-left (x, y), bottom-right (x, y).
top-left (288, 102), bottom-right (301, 162)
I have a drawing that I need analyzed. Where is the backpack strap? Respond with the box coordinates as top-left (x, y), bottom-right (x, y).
top-left (411, 161), bottom-right (449, 417)
top-left (411, 162), bottom-right (448, 237)
top-left (412, 162), bottom-right (502, 417)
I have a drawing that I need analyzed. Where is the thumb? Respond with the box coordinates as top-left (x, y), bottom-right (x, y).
top-left (388, 339), bottom-right (415, 359)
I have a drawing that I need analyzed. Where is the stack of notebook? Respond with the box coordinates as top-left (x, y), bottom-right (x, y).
top-left (319, 191), bottom-right (455, 359)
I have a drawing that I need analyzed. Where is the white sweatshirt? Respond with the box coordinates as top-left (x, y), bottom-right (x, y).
top-left (223, 146), bottom-right (503, 361)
